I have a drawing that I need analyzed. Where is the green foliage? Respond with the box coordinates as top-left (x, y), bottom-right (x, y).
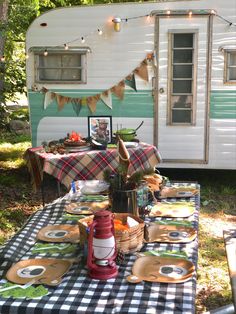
top-left (9, 107), bottom-right (29, 121)
top-left (0, 103), bottom-right (10, 129)
top-left (0, 130), bottom-right (30, 144)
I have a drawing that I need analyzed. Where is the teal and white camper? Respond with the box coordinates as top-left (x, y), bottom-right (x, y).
top-left (25, 0), bottom-right (236, 169)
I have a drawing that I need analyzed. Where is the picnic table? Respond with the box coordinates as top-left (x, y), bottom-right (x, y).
top-left (0, 183), bottom-right (199, 314)
top-left (24, 143), bottom-right (162, 191)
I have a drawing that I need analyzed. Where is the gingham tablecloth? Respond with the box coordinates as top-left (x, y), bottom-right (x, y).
top-left (0, 183), bottom-right (199, 314)
top-left (24, 144), bottom-right (162, 191)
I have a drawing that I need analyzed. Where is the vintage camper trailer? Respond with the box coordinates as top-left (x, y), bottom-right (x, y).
top-left (25, 0), bottom-right (236, 169)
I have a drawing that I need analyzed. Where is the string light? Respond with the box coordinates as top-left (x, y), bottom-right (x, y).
top-left (35, 11), bottom-right (236, 57)
top-left (112, 17), bottom-right (121, 32)
top-left (6, 9), bottom-right (236, 60)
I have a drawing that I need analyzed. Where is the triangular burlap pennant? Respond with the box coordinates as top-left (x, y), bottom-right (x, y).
top-left (56, 94), bottom-right (69, 111)
top-left (100, 90), bottom-right (112, 109)
top-left (87, 95), bottom-right (99, 113)
top-left (134, 60), bottom-right (149, 82)
top-left (125, 74), bottom-right (137, 91)
top-left (111, 81), bottom-right (125, 100)
top-left (44, 91), bottom-right (54, 109)
top-left (72, 102), bottom-right (82, 116)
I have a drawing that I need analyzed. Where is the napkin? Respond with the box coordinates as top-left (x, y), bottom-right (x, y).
top-left (31, 243), bottom-right (78, 254)
top-left (137, 250), bottom-right (188, 259)
top-left (79, 195), bottom-right (109, 202)
top-left (62, 214), bottom-right (86, 221)
top-left (154, 220), bottom-right (193, 227)
top-left (0, 282), bottom-right (48, 299)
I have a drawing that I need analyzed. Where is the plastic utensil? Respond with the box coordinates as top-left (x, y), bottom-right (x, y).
top-left (0, 279), bottom-right (36, 293)
top-left (33, 243), bottom-right (71, 251)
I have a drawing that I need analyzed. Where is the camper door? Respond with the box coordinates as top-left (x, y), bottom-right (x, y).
top-left (155, 15), bottom-right (212, 164)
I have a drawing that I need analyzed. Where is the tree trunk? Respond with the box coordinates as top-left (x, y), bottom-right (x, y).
top-left (0, 0), bottom-right (9, 104)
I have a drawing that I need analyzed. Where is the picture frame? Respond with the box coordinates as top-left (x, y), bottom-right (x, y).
top-left (88, 116), bottom-right (112, 144)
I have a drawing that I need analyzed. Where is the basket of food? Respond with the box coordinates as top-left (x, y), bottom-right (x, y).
top-left (114, 213), bottom-right (145, 254)
top-left (78, 213), bottom-right (145, 254)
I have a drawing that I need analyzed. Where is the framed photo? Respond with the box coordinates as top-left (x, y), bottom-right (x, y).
top-left (88, 116), bottom-right (112, 144)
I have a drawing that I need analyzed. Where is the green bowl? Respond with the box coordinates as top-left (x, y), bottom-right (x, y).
top-left (114, 129), bottom-right (137, 141)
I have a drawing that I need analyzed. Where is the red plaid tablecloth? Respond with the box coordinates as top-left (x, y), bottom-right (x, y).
top-left (24, 144), bottom-right (162, 191)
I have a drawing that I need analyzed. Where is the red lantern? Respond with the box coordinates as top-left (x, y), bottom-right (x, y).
top-left (87, 210), bottom-right (118, 280)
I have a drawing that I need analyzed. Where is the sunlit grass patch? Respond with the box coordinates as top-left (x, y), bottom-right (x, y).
top-left (0, 139), bottom-right (31, 170)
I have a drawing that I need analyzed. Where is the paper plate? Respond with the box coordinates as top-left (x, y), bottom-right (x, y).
top-left (65, 202), bottom-right (94, 215)
top-left (37, 225), bottom-right (80, 243)
top-left (80, 181), bottom-right (109, 195)
top-left (126, 256), bottom-right (195, 284)
top-left (145, 224), bottom-right (197, 243)
top-left (149, 201), bottom-right (195, 218)
top-left (6, 258), bottom-right (72, 286)
top-left (160, 186), bottom-right (199, 198)
top-left (65, 201), bottom-right (109, 214)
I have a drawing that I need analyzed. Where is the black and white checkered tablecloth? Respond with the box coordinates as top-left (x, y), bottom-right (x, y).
top-left (0, 184), bottom-right (200, 314)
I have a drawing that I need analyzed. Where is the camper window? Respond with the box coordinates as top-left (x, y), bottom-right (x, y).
top-left (35, 51), bottom-right (86, 83)
top-left (168, 32), bottom-right (197, 125)
top-left (224, 50), bottom-right (236, 83)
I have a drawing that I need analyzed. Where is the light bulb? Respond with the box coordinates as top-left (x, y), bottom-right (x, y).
top-left (189, 11), bottom-right (192, 17)
top-left (166, 10), bottom-right (171, 15)
top-left (81, 37), bottom-right (85, 43)
top-left (0, 55), bottom-right (5, 62)
top-left (112, 17), bottom-right (121, 32)
top-left (98, 29), bottom-right (103, 35)
top-left (64, 43), bottom-right (69, 50)
top-left (44, 49), bottom-right (48, 56)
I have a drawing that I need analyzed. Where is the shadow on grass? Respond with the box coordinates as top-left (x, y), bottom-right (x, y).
top-left (197, 286), bottom-right (232, 313)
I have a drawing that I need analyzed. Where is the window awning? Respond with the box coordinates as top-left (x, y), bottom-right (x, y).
top-left (28, 46), bottom-right (91, 53)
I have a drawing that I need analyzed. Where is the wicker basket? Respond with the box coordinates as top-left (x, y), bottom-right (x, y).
top-left (78, 213), bottom-right (144, 254)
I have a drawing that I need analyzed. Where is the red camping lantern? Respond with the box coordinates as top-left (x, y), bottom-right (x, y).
top-left (87, 210), bottom-right (118, 280)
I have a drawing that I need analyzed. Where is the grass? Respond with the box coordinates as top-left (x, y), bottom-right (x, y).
top-left (0, 129), bottom-right (236, 312)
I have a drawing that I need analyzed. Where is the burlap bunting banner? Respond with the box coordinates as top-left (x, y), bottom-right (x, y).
top-left (125, 74), bottom-right (137, 91)
top-left (56, 95), bottom-right (71, 111)
top-left (134, 60), bottom-right (149, 82)
top-left (71, 98), bottom-right (82, 116)
top-left (87, 94), bottom-right (100, 113)
top-left (41, 53), bottom-right (153, 114)
top-left (111, 81), bottom-right (125, 100)
top-left (100, 90), bottom-right (112, 109)
top-left (44, 91), bottom-right (53, 109)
